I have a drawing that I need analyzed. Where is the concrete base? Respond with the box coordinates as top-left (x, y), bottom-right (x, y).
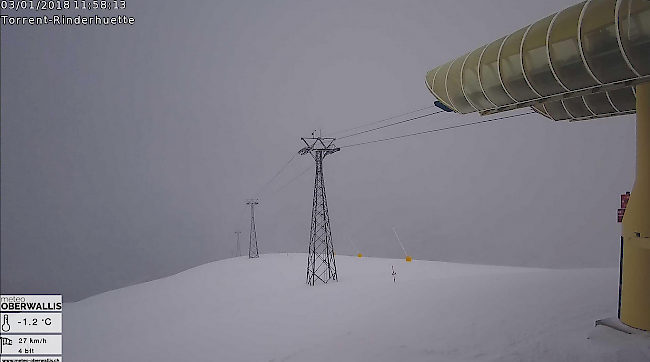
top-left (595, 317), bottom-right (650, 336)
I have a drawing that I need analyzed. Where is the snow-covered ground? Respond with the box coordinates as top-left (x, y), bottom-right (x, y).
top-left (64, 254), bottom-right (650, 361)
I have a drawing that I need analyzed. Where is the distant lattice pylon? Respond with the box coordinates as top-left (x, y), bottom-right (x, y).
top-left (246, 199), bottom-right (259, 259)
top-left (235, 231), bottom-right (241, 257)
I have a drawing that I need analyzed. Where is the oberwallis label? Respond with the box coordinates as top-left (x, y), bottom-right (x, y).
top-left (0, 296), bottom-right (62, 312)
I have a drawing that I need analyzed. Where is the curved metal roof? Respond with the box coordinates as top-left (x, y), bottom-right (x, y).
top-left (425, 0), bottom-right (650, 121)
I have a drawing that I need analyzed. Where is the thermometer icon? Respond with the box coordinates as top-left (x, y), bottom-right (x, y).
top-left (1, 315), bottom-right (9, 332)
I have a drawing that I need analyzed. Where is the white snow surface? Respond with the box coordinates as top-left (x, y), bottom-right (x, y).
top-left (64, 254), bottom-right (650, 361)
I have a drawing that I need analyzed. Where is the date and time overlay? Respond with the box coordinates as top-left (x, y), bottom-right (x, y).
top-left (1, 1), bottom-right (135, 26)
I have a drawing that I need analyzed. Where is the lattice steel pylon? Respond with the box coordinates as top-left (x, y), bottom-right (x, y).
top-left (246, 199), bottom-right (259, 259)
top-left (235, 231), bottom-right (241, 257)
top-left (299, 136), bottom-right (340, 285)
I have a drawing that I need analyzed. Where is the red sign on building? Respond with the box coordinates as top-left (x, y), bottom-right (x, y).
top-left (621, 192), bottom-right (631, 209)
top-left (619, 192), bottom-right (631, 223)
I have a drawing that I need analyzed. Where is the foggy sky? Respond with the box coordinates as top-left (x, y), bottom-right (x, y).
top-left (1, 0), bottom-right (636, 302)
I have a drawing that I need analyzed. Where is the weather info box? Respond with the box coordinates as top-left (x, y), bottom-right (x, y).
top-left (1, 295), bottom-right (62, 362)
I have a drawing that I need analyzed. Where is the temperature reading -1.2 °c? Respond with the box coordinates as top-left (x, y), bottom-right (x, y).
top-left (19, 318), bottom-right (53, 326)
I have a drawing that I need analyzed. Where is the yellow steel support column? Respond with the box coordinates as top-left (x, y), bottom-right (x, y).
top-left (620, 83), bottom-right (650, 331)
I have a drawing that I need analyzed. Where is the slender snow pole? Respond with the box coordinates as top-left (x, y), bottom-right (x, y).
top-left (348, 236), bottom-right (361, 257)
top-left (393, 227), bottom-right (412, 262)
top-left (393, 227), bottom-right (407, 257)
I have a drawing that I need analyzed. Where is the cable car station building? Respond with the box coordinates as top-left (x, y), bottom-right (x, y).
top-left (425, 0), bottom-right (649, 331)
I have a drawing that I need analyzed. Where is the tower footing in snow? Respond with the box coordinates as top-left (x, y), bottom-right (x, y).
top-left (595, 317), bottom-right (650, 336)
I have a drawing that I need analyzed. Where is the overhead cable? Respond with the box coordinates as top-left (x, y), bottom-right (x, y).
top-left (339, 111), bottom-right (535, 148)
top-left (255, 151), bottom-right (299, 197)
top-left (327, 105), bottom-right (435, 136)
top-left (266, 163), bottom-right (315, 199)
top-left (337, 110), bottom-right (444, 140)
